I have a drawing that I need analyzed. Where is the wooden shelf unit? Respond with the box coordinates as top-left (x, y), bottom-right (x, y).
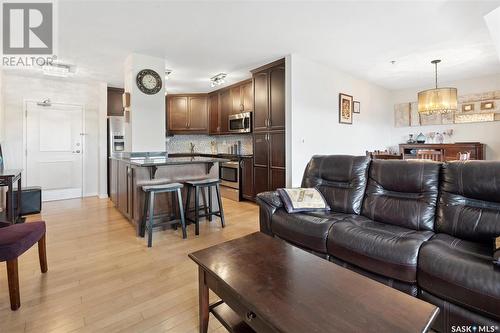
top-left (399, 143), bottom-right (485, 161)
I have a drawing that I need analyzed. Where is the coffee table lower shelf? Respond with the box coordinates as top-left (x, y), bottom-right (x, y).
top-left (210, 301), bottom-right (255, 333)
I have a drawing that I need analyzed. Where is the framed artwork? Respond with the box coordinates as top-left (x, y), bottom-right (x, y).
top-left (339, 93), bottom-right (353, 124)
top-left (480, 101), bottom-right (495, 110)
top-left (353, 101), bottom-right (361, 114)
top-left (394, 103), bottom-right (410, 127)
top-left (462, 103), bottom-right (474, 112)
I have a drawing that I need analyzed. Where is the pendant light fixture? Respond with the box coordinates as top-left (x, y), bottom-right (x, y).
top-left (417, 60), bottom-right (457, 115)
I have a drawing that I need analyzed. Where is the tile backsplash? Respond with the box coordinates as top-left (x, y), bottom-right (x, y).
top-left (166, 134), bottom-right (253, 155)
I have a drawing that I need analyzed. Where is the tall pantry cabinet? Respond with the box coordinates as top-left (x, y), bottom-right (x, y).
top-left (252, 59), bottom-right (286, 195)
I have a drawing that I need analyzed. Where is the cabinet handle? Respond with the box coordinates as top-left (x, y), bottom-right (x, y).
top-left (246, 311), bottom-right (256, 321)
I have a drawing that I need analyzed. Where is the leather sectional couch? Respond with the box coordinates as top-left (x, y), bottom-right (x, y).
top-left (256, 155), bottom-right (499, 332)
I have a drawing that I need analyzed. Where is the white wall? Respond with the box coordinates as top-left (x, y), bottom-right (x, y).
top-left (288, 54), bottom-right (393, 186)
top-left (0, 71), bottom-right (3, 143)
top-left (389, 74), bottom-right (500, 160)
top-left (123, 54), bottom-right (166, 152)
top-left (485, 7), bottom-right (500, 63)
top-left (1, 73), bottom-right (107, 197)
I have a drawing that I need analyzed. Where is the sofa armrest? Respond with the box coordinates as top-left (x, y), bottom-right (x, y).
top-left (256, 191), bottom-right (283, 236)
top-left (257, 191), bottom-right (283, 209)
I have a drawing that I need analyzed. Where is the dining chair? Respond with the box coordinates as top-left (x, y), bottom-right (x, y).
top-left (416, 149), bottom-right (444, 162)
top-left (0, 221), bottom-right (47, 310)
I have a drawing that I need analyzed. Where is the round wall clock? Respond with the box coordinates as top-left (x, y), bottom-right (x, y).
top-left (136, 69), bottom-right (162, 95)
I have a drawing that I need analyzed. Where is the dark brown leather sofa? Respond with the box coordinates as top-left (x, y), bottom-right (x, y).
top-left (256, 155), bottom-right (500, 332)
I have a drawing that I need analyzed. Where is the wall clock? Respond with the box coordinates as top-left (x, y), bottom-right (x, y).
top-left (136, 69), bottom-right (162, 95)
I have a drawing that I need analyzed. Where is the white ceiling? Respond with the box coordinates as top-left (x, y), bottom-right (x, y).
top-left (9, 0), bottom-right (500, 92)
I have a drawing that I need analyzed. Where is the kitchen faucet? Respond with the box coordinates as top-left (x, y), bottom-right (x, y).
top-left (190, 142), bottom-right (195, 155)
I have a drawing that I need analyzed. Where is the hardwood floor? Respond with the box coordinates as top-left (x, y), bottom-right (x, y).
top-left (0, 197), bottom-right (259, 332)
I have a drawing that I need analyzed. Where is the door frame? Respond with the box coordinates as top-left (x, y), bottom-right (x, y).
top-left (22, 99), bottom-right (86, 198)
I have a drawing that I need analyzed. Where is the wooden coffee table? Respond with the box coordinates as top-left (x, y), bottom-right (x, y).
top-left (189, 232), bottom-right (439, 333)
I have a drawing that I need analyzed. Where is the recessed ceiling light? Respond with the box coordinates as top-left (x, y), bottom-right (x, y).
top-left (210, 73), bottom-right (227, 87)
top-left (165, 69), bottom-right (173, 80)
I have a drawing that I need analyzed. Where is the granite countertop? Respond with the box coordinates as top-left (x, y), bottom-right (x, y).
top-left (169, 153), bottom-right (253, 158)
top-left (111, 155), bottom-right (229, 167)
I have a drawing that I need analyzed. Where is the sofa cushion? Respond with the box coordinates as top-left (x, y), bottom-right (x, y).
top-left (327, 215), bottom-right (434, 283)
top-left (361, 160), bottom-right (440, 231)
top-left (436, 161), bottom-right (500, 243)
top-left (271, 210), bottom-right (350, 253)
top-left (418, 233), bottom-right (500, 321)
top-left (301, 155), bottom-right (370, 214)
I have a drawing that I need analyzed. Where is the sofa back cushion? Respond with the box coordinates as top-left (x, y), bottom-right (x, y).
top-left (361, 160), bottom-right (440, 231)
top-left (437, 161), bottom-right (500, 243)
top-left (301, 155), bottom-right (370, 214)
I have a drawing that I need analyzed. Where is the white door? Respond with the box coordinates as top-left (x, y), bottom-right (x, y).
top-left (26, 102), bottom-right (84, 201)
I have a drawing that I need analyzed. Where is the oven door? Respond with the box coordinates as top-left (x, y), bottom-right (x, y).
top-left (220, 162), bottom-right (240, 189)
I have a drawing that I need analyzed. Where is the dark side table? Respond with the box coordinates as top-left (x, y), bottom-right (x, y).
top-left (0, 169), bottom-right (22, 223)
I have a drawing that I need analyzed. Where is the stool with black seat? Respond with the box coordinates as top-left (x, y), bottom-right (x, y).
top-left (142, 182), bottom-right (186, 247)
top-left (184, 178), bottom-right (225, 235)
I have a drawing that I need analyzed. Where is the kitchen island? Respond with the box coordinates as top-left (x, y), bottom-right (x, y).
top-left (109, 153), bottom-right (228, 236)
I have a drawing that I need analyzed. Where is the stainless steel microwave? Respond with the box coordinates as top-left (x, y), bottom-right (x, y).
top-left (228, 112), bottom-right (252, 133)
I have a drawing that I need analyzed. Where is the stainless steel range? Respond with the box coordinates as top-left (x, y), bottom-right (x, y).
top-left (219, 160), bottom-right (240, 201)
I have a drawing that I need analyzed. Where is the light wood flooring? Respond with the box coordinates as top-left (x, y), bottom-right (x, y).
top-left (0, 197), bottom-right (260, 332)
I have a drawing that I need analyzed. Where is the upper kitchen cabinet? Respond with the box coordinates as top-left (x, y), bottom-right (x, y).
top-left (231, 79), bottom-right (253, 114)
top-left (251, 59), bottom-right (285, 132)
top-left (166, 94), bottom-right (208, 134)
top-left (188, 96), bottom-right (208, 131)
top-left (219, 89), bottom-right (232, 134)
top-left (208, 93), bottom-right (220, 134)
top-left (107, 87), bottom-right (124, 116)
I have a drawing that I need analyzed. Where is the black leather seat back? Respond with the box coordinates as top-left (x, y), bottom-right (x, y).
top-left (301, 155), bottom-right (370, 214)
top-left (436, 161), bottom-right (500, 243)
top-left (361, 160), bottom-right (441, 231)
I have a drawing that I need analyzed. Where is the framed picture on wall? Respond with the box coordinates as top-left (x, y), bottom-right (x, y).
top-left (339, 93), bottom-right (353, 124)
top-left (353, 101), bottom-right (361, 114)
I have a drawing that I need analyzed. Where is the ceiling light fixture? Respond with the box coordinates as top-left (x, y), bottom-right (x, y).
top-left (417, 60), bottom-right (457, 115)
top-left (42, 62), bottom-right (76, 78)
top-left (210, 73), bottom-right (227, 87)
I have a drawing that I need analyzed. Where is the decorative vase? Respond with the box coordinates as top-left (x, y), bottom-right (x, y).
top-left (416, 133), bottom-right (426, 144)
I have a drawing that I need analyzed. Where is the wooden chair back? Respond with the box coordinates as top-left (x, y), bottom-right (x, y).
top-left (416, 150), bottom-right (443, 162)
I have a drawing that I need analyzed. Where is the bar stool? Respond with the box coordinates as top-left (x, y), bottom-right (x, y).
top-left (142, 182), bottom-right (186, 247)
top-left (184, 179), bottom-right (225, 235)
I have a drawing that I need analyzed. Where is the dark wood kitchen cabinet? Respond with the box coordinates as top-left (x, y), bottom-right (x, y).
top-left (107, 87), bottom-right (124, 116)
top-left (252, 59), bottom-right (286, 194)
top-left (208, 93), bottom-right (220, 134)
top-left (252, 59), bottom-right (285, 132)
top-left (231, 79), bottom-right (253, 114)
top-left (117, 160), bottom-right (134, 219)
top-left (240, 156), bottom-right (254, 200)
top-left (253, 132), bottom-right (285, 194)
top-left (219, 89), bottom-right (232, 134)
top-left (167, 94), bottom-right (208, 134)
